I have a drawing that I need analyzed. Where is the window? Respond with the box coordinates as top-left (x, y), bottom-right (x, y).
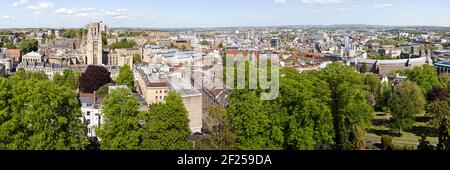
top-left (155, 96), bottom-right (158, 100)
top-left (87, 111), bottom-right (91, 116)
top-left (160, 96), bottom-right (162, 99)
top-left (86, 119), bottom-right (91, 125)
top-left (156, 90), bottom-right (158, 94)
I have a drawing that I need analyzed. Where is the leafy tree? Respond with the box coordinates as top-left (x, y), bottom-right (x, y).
top-left (97, 88), bottom-right (141, 150)
top-left (407, 65), bottom-right (440, 95)
top-left (3, 42), bottom-right (16, 49)
top-left (279, 69), bottom-right (334, 150)
top-left (0, 75), bottom-right (87, 150)
top-left (427, 87), bottom-right (448, 102)
top-left (101, 33), bottom-right (108, 46)
top-left (18, 39), bottom-right (38, 54)
top-left (200, 40), bottom-right (210, 46)
top-left (133, 53), bottom-right (142, 64)
top-left (381, 135), bottom-right (394, 150)
top-left (53, 69), bottom-right (78, 90)
top-left (418, 136), bottom-right (435, 150)
top-left (437, 118), bottom-right (450, 150)
top-left (426, 101), bottom-right (450, 129)
top-left (195, 105), bottom-right (238, 150)
top-left (109, 39), bottom-right (136, 49)
top-left (140, 91), bottom-right (191, 150)
top-left (365, 74), bottom-right (381, 107)
top-left (79, 65), bottom-right (112, 93)
top-left (319, 62), bottom-right (373, 150)
top-left (228, 90), bottom-right (282, 150)
top-left (361, 63), bottom-right (368, 73)
top-left (116, 64), bottom-right (134, 90)
top-left (390, 81), bottom-right (426, 134)
top-left (377, 82), bottom-right (393, 112)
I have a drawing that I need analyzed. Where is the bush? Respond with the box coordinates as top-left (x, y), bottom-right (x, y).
top-left (381, 135), bottom-right (393, 150)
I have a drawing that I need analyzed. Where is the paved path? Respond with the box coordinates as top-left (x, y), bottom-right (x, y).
top-left (365, 134), bottom-right (439, 148)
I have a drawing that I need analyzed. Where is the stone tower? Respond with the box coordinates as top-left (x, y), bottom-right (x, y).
top-left (86, 22), bottom-right (103, 65)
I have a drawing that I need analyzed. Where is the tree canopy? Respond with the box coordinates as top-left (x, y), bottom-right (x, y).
top-left (79, 65), bottom-right (112, 93)
top-left (0, 72), bottom-right (87, 150)
top-left (116, 64), bottom-right (134, 90)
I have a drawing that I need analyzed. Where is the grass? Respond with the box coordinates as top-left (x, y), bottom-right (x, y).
top-left (366, 112), bottom-right (439, 149)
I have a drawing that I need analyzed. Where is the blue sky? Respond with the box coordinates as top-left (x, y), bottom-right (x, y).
top-left (1, 0), bottom-right (449, 28)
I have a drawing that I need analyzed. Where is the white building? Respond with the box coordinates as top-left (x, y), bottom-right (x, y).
top-left (80, 93), bottom-right (103, 138)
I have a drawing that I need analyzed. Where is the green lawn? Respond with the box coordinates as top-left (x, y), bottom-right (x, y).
top-left (366, 112), bottom-right (438, 149)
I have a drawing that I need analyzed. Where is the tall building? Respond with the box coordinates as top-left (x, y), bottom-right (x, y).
top-left (85, 22), bottom-right (104, 65)
top-left (344, 35), bottom-right (350, 50)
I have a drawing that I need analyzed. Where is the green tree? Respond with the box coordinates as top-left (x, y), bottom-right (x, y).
top-left (140, 92), bottom-right (191, 150)
top-left (116, 64), bottom-right (134, 90)
top-left (228, 90), bottom-right (282, 150)
top-left (53, 69), bottom-right (78, 90)
top-left (109, 39), bottom-right (136, 49)
top-left (426, 101), bottom-right (450, 129)
top-left (0, 75), bottom-right (87, 150)
top-left (97, 88), bottom-right (141, 150)
top-left (18, 39), bottom-right (38, 54)
top-left (133, 53), bottom-right (142, 64)
top-left (390, 81), bottom-right (426, 135)
top-left (194, 105), bottom-right (238, 150)
top-left (319, 62), bottom-right (373, 150)
top-left (200, 40), bottom-right (210, 46)
top-left (279, 69), bottom-right (334, 150)
top-left (407, 65), bottom-right (440, 95)
top-left (361, 63), bottom-right (368, 73)
top-left (365, 74), bottom-right (381, 107)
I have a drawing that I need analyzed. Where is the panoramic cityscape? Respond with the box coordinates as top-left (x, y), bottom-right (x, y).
top-left (1, 0), bottom-right (450, 153)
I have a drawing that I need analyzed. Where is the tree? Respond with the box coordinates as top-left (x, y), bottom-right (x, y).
top-left (200, 40), bottom-right (210, 46)
top-left (365, 74), bottom-right (381, 107)
top-left (53, 69), bottom-right (78, 90)
top-left (228, 90), bottom-right (281, 150)
top-left (133, 53), bottom-right (142, 64)
top-left (97, 88), bottom-right (141, 150)
top-left (407, 65), bottom-right (440, 95)
top-left (381, 135), bottom-right (394, 150)
top-left (279, 69), bottom-right (334, 150)
top-left (140, 91), bottom-right (191, 150)
top-left (319, 62), bottom-right (373, 150)
top-left (426, 101), bottom-right (450, 129)
top-left (116, 64), bottom-right (134, 90)
top-left (390, 81), bottom-right (426, 134)
top-left (361, 63), bottom-right (368, 73)
top-left (0, 75), bottom-right (87, 150)
top-left (79, 65), bottom-right (112, 93)
top-left (109, 39), bottom-right (136, 49)
top-left (377, 82), bottom-right (393, 112)
top-left (195, 105), bottom-right (238, 150)
top-left (18, 39), bottom-right (38, 54)
top-left (437, 118), bottom-right (450, 150)
top-left (427, 87), bottom-right (448, 102)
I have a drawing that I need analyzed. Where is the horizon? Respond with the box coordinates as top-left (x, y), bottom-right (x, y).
top-left (1, 0), bottom-right (450, 28)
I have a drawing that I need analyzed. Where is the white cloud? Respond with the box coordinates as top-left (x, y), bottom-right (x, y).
top-left (27, 1), bottom-right (54, 11)
top-left (12, 0), bottom-right (27, 7)
top-left (301, 0), bottom-right (341, 5)
top-left (3, 16), bottom-right (14, 20)
top-left (273, 0), bottom-right (286, 4)
top-left (55, 7), bottom-right (133, 20)
top-left (373, 3), bottom-right (392, 9)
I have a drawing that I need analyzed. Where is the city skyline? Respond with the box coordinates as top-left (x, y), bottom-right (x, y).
top-left (1, 0), bottom-right (450, 28)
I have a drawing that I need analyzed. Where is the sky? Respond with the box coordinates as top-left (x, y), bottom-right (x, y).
top-left (1, 0), bottom-right (449, 28)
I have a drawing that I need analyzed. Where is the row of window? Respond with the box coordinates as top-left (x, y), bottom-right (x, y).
top-left (155, 90), bottom-right (167, 94)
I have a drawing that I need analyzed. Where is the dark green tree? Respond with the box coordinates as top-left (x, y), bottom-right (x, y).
top-left (319, 62), bottom-right (373, 150)
top-left (140, 92), bottom-right (191, 150)
top-left (97, 88), bottom-right (141, 150)
top-left (0, 75), bottom-right (87, 150)
top-left (18, 39), bottom-right (38, 54)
